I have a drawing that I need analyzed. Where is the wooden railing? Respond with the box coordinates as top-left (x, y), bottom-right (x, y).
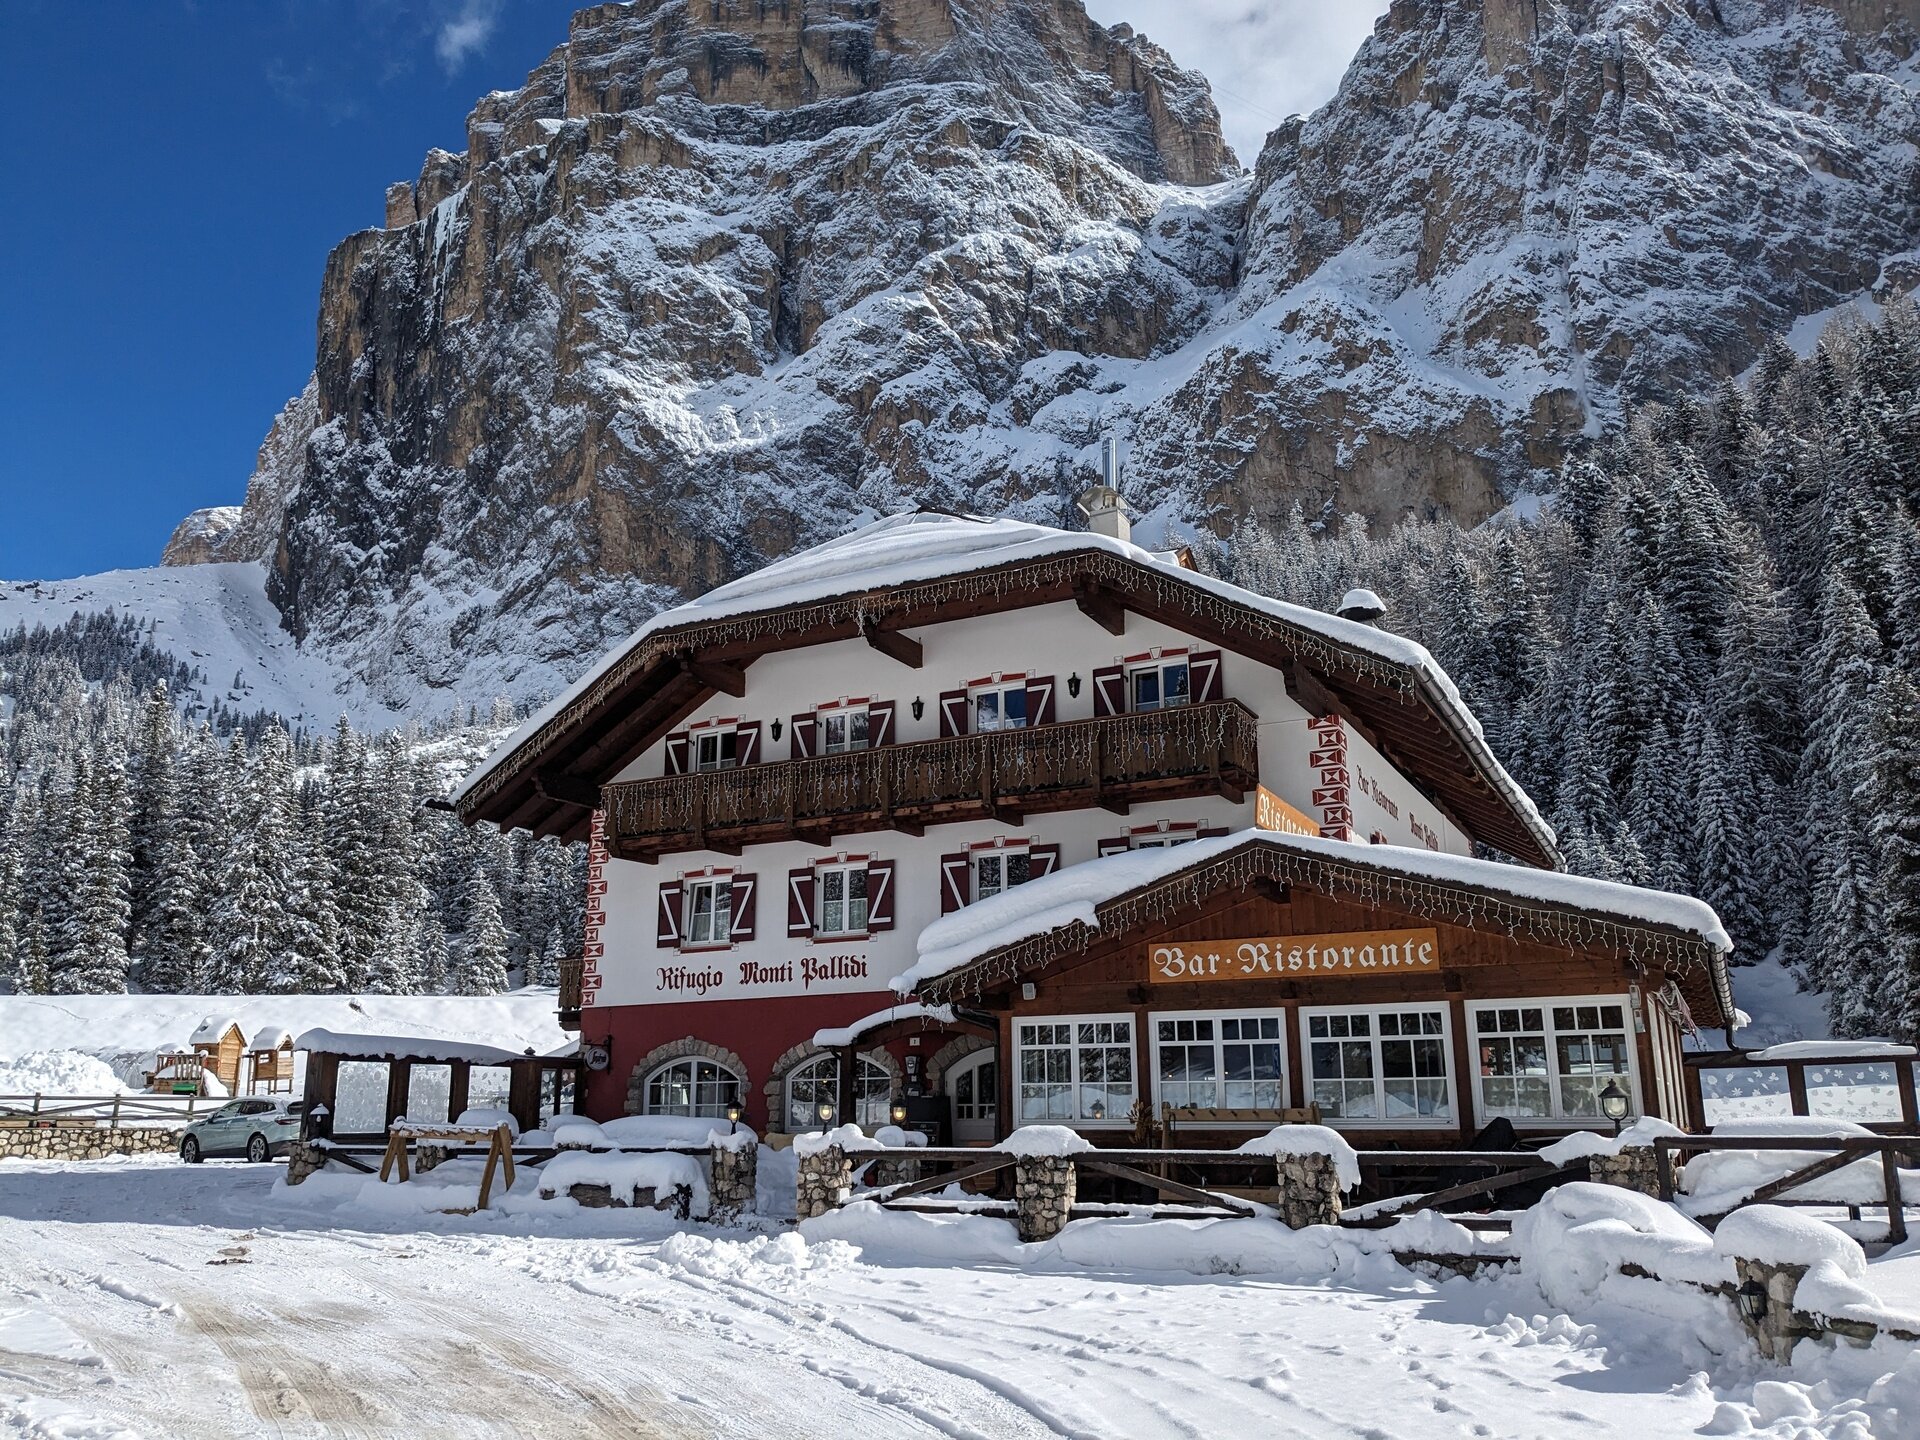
top-left (0, 1093), bottom-right (210, 1126)
top-left (557, 956), bottom-right (584, 1029)
top-left (604, 700), bottom-right (1261, 858)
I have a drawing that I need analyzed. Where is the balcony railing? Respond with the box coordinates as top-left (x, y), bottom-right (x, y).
top-left (602, 700), bottom-right (1259, 860)
top-left (557, 956), bottom-right (584, 1031)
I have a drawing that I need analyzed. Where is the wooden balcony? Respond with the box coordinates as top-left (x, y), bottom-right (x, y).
top-left (603, 700), bottom-right (1260, 860)
top-left (557, 956), bottom-right (584, 1032)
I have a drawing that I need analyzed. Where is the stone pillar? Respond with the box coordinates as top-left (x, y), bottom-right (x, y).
top-left (284, 1140), bottom-right (327, 1186)
top-left (868, 1155), bottom-right (922, 1190)
top-left (796, 1144), bottom-right (852, 1221)
top-left (1589, 1145), bottom-right (1662, 1197)
top-left (1274, 1152), bottom-right (1344, 1228)
top-left (413, 1144), bottom-right (449, 1175)
top-left (709, 1140), bottom-right (758, 1218)
top-left (1014, 1156), bottom-right (1076, 1242)
top-left (1730, 1257), bottom-right (1809, 1364)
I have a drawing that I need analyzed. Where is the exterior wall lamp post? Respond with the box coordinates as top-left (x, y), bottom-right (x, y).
top-left (1598, 1079), bottom-right (1630, 1136)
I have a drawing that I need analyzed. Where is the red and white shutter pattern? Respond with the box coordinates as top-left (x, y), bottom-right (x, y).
top-left (729, 873), bottom-right (757, 941)
top-left (867, 700), bottom-right (896, 746)
top-left (789, 713), bottom-right (816, 760)
top-left (866, 859), bottom-right (897, 931)
top-left (734, 721), bottom-right (762, 767)
top-left (940, 852), bottom-right (971, 913)
top-left (1190, 650), bottom-right (1223, 704)
top-left (787, 868), bottom-right (815, 936)
top-left (1026, 675), bottom-right (1056, 727)
top-left (1309, 716), bottom-right (1353, 841)
top-left (656, 881), bottom-right (683, 948)
top-left (1097, 836), bottom-right (1131, 857)
top-left (1028, 843), bottom-right (1061, 878)
top-left (939, 689), bottom-right (969, 738)
top-left (1092, 665), bottom-right (1125, 717)
top-left (664, 733), bottom-right (691, 775)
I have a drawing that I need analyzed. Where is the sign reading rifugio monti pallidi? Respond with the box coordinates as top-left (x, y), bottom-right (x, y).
top-left (453, 506), bottom-right (1737, 1146)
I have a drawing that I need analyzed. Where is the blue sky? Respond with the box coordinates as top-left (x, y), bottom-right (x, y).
top-left (0, 1), bottom-right (1380, 583)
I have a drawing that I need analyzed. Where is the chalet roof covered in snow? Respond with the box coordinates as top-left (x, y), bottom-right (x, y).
top-left (293, 1029), bottom-right (533, 1066)
top-left (453, 511), bottom-right (1559, 866)
top-left (895, 829), bottom-right (1735, 1026)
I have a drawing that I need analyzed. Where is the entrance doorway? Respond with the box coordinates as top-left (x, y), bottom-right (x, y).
top-left (946, 1049), bottom-right (998, 1143)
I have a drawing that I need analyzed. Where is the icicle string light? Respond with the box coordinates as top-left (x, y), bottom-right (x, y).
top-left (913, 842), bottom-right (1734, 1026)
top-left (461, 550), bottom-right (1421, 814)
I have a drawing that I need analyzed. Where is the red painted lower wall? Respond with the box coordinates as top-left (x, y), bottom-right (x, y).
top-left (579, 991), bottom-right (929, 1128)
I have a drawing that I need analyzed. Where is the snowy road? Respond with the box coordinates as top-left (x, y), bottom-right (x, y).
top-left (0, 1157), bottom-right (1906, 1438)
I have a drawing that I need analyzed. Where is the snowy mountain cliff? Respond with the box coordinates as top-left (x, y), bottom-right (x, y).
top-left (119, 0), bottom-right (1920, 712)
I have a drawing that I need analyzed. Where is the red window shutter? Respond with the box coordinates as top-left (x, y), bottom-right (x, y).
top-left (1191, 650), bottom-right (1223, 704)
top-left (1092, 666), bottom-right (1125, 717)
top-left (656, 881), bottom-right (683, 948)
top-left (1029, 843), bottom-right (1061, 877)
top-left (790, 713), bottom-right (816, 760)
top-left (735, 721), bottom-right (762, 767)
top-left (786, 868), bottom-right (815, 937)
top-left (1097, 836), bottom-right (1131, 857)
top-left (939, 689), bottom-right (969, 737)
top-left (1026, 675), bottom-right (1056, 727)
top-left (866, 859), bottom-right (896, 931)
top-left (665, 733), bottom-right (690, 775)
top-left (1197, 824), bottom-right (1231, 841)
top-left (867, 699), bottom-right (896, 747)
top-left (730, 873), bottom-right (757, 941)
top-left (940, 852), bottom-right (971, 913)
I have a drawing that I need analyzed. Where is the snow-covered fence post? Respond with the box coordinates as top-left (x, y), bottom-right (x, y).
top-left (708, 1132), bottom-right (758, 1218)
top-left (284, 1140), bottom-right (327, 1185)
top-left (1014, 1157), bottom-right (1076, 1242)
top-left (1588, 1146), bottom-right (1662, 1197)
top-left (796, 1142), bottom-right (852, 1220)
top-left (1710, 1208), bottom-right (1879, 1364)
top-left (1275, 1152), bottom-right (1344, 1228)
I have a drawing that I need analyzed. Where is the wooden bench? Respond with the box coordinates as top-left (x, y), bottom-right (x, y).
top-left (380, 1123), bottom-right (517, 1208)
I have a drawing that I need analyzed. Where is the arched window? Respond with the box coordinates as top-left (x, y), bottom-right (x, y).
top-left (785, 1054), bottom-right (891, 1131)
top-left (645, 1057), bottom-right (743, 1119)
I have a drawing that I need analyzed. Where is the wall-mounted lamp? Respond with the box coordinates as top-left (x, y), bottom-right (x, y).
top-left (889, 1098), bottom-right (908, 1127)
top-left (816, 1100), bottom-right (836, 1127)
top-left (1736, 1277), bottom-right (1769, 1323)
top-left (725, 1100), bottom-right (743, 1134)
top-left (1067, 672), bottom-right (1082, 699)
top-left (911, 696), bottom-right (925, 722)
top-left (770, 718), bottom-right (783, 743)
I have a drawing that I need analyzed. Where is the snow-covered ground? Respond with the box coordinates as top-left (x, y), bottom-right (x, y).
top-left (0, 992), bottom-right (571, 1095)
top-left (1, 1157), bottom-right (1916, 1439)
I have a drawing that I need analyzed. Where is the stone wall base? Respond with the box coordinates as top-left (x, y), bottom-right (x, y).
top-left (0, 1126), bottom-right (180, 1162)
top-left (710, 1144), bottom-right (757, 1217)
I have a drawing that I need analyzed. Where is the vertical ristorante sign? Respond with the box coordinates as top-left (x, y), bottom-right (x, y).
top-left (1147, 928), bottom-right (1441, 982)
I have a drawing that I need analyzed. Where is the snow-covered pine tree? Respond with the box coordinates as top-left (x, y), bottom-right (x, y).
top-left (1870, 669), bottom-right (1920, 1042)
top-left (453, 865), bottom-right (509, 996)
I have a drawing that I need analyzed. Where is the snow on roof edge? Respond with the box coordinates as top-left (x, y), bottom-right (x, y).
top-left (293, 1028), bottom-right (531, 1065)
top-left (894, 829), bottom-right (1730, 997)
top-left (810, 1002), bottom-right (957, 1050)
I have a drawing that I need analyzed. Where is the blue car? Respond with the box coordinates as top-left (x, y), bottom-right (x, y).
top-left (179, 1098), bottom-right (305, 1164)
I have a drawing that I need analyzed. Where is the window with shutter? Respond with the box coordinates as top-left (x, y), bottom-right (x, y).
top-left (656, 881), bottom-right (683, 948)
top-left (1026, 675), bottom-right (1056, 727)
top-left (786, 868), bottom-right (815, 936)
top-left (939, 852), bottom-right (971, 913)
top-left (1097, 836), bottom-right (1131, 857)
top-left (734, 721), bottom-right (762, 767)
top-left (683, 876), bottom-right (733, 946)
top-left (1190, 650), bottom-right (1223, 704)
top-left (729, 873), bottom-right (757, 940)
top-left (867, 699), bottom-right (896, 746)
top-left (938, 690), bottom-right (969, 737)
top-left (816, 862), bottom-right (870, 936)
top-left (866, 859), bottom-right (896, 931)
top-left (1092, 666), bottom-right (1125, 717)
top-left (1029, 843), bottom-right (1061, 877)
top-left (664, 734), bottom-right (690, 775)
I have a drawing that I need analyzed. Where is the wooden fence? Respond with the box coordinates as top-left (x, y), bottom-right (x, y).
top-left (0, 1093), bottom-right (211, 1126)
top-left (1653, 1133), bottom-right (1918, 1243)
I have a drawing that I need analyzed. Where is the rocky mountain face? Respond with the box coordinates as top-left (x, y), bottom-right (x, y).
top-left (173, 0), bottom-right (1920, 710)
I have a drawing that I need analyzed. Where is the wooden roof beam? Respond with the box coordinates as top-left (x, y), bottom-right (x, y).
top-left (1073, 579), bottom-right (1126, 636)
top-left (677, 654), bottom-right (747, 698)
top-left (862, 620), bottom-right (923, 670)
top-left (535, 769), bottom-right (601, 811)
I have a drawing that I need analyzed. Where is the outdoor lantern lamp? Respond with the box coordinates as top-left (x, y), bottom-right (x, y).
top-left (1089, 1100), bottom-right (1106, 1121)
top-left (1067, 672), bottom-right (1082, 699)
top-left (817, 1100), bottom-right (836, 1127)
top-left (890, 1098), bottom-right (908, 1127)
top-left (911, 696), bottom-right (925, 722)
top-left (1736, 1277), bottom-right (1769, 1323)
top-left (725, 1100), bottom-right (743, 1134)
top-left (1598, 1079), bottom-right (1631, 1134)
top-left (770, 718), bottom-right (783, 744)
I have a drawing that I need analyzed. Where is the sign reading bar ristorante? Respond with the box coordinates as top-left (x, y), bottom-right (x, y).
top-left (1149, 929), bottom-right (1441, 983)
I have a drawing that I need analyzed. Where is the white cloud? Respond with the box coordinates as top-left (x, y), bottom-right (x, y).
top-left (1081, 0), bottom-right (1391, 163)
top-left (435, 0), bottom-right (503, 73)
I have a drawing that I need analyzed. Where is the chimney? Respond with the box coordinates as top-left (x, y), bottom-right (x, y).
top-left (1335, 588), bottom-right (1388, 625)
top-left (1076, 435), bottom-right (1131, 544)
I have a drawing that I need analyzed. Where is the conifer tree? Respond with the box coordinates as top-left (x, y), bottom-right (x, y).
top-left (454, 866), bottom-right (509, 997)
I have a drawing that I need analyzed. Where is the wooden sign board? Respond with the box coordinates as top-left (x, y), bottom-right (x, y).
top-left (1149, 928), bottom-right (1441, 983)
top-left (1255, 786), bottom-right (1321, 838)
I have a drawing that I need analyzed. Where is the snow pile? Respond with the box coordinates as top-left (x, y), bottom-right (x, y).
top-left (454, 1107), bottom-right (519, 1138)
top-left (810, 1001), bottom-right (954, 1049)
top-left (0, 1050), bottom-right (131, 1097)
top-left (1712, 1206), bottom-right (1866, 1280)
top-left (1748, 1040), bottom-right (1915, 1062)
top-left (190, 1015), bottom-right (242, 1045)
top-left (548, 1115), bottom-right (608, 1149)
top-left (537, 1151), bottom-right (709, 1215)
top-left (653, 1230), bottom-right (854, 1280)
top-left (1535, 1116), bottom-right (1685, 1165)
top-left (1680, 1118), bottom-right (1914, 1215)
top-left (598, 1114), bottom-right (752, 1148)
top-left (1234, 1124), bottom-right (1360, 1189)
top-left (793, 1124), bottom-right (884, 1158)
top-left (898, 828), bottom-right (1730, 992)
top-left (869, 1125), bottom-right (927, 1149)
top-left (248, 1026), bottom-right (291, 1051)
top-left (999, 1125), bottom-right (1093, 1157)
top-left (297, 1030), bottom-right (526, 1065)
top-left (1511, 1182), bottom-right (1725, 1310)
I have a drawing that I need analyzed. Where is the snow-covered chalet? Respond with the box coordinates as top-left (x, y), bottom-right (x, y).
top-left (454, 502), bottom-right (1737, 1149)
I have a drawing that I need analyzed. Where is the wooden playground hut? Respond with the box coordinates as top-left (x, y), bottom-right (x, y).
top-left (295, 1030), bottom-right (583, 1143)
top-left (191, 1016), bottom-right (247, 1094)
top-left (246, 1027), bottom-right (296, 1094)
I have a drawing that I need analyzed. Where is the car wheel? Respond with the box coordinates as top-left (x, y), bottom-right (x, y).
top-left (180, 1135), bottom-right (202, 1164)
top-left (247, 1133), bottom-right (270, 1164)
